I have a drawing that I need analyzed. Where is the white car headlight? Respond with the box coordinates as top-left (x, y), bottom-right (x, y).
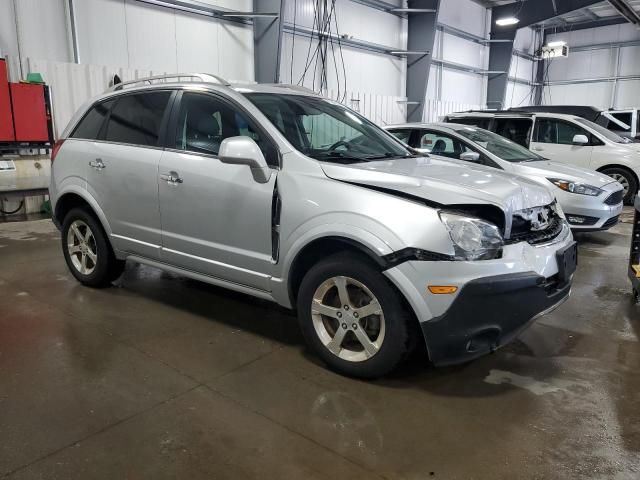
top-left (547, 178), bottom-right (603, 196)
top-left (439, 212), bottom-right (504, 260)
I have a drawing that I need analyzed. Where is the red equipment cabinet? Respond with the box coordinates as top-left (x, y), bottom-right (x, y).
top-left (10, 83), bottom-right (49, 142)
top-left (0, 59), bottom-right (15, 142)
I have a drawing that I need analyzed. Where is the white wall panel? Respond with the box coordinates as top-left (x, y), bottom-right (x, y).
top-left (547, 24), bottom-right (640, 48)
top-left (513, 28), bottom-right (536, 55)
top-left (441, 33), bottom-right (485, 70)
top-left (218, 22), bottom-right (254, 81)
top-left (547, 49), bottom-right (614, 82)
top-left (0, 0), bottom-right (19, 58)
top-left (544, 82), bottom-right (612, 109)
top-left (509, 56), bottom-right (534, 82)
top-left (175, 11), bottom-right (219, 74)
top-left (504, 81), bottom-right (534, 108)
top-left (616, 81), bottom-right (640, 108)
top-left (124, 0), bottom-right (178, 72)
top-left (12, 0), bottom-right (71, 62)
top-left (619, 46), bottom-right (640, 76)
top-left (75, 0), bottom-right (128, 67)
top-left (441, 69), bottom-right (484, 105)
top-left (335, 0), bottom-right (405, 49)
top-left (439, 0), bottom-right (487, 38)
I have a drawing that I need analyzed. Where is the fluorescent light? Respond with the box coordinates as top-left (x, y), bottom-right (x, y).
top-left (547, 40), bottom-right (567, 47)
top-left (495, 17), bottom-right (519, 26)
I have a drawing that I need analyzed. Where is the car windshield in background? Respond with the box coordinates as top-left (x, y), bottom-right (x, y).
top-left (244, 93), bottom-right (412, 163)
top-left (455, 126), bottom-right (542, 162)
top-left (575, 117), bottom-right (627, 143)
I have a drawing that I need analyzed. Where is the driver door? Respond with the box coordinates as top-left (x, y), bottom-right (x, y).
top-left (158, 91), bottom-right (279, 291)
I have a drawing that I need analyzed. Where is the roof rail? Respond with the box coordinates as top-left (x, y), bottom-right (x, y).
top-left (263, 83), bottom-right (319, 95)
top-left (109, 73), bottom-right (231, 92)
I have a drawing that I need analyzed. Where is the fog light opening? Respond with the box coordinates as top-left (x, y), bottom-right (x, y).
top-left (567, 215), bottom-right (585, 225)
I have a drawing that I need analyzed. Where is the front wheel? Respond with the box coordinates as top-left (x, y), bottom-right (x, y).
top-left (601, 167), bottom-right (637, 205)
top-left (61, 207), bottom-right (125, 287)
top-left (297, 252), bottom-right (415, 379)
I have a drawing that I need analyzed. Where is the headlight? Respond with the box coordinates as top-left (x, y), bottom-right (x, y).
top-left (547, 178), bottom-right (603, 196)
top-left (439, 212), bottom-right (503, 260)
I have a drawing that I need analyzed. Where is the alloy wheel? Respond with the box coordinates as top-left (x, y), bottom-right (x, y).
top-left (609, 173), bottom-right (630, 196)
top-left (311, 276), bottom-right (385, 362)
top-left (66, 220), bottom-right (98, 275)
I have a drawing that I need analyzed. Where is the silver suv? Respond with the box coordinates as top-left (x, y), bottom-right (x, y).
top-left (50, 74), bottom-right (577, 378)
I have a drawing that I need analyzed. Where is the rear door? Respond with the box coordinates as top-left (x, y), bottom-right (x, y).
top-left (529, 117), bottom-right (594, 169)
top-left (158, 91), bottom-right (279, 290)
top-left (86, 90), bottom-right (173, 259)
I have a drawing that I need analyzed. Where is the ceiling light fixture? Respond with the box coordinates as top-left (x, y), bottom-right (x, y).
top-left (547, 40), bottom-right (567, 47)
top-left (495, 17), bottom-right (519, 26)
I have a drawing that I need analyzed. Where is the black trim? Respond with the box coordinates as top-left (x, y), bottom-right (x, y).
top-left (341, 180), bottom-right (443, 208)
top-left (382, 247), bottom-right (453, 267)
top-left (421, 270), bottom-right (572, 366)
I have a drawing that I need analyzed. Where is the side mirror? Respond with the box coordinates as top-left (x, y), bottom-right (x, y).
top-left (219, 136), bottom-right (272, 183)
top-left (460, 151), bottom-right (481, 162)
top-left (572, 134), bottom-right (589, 145)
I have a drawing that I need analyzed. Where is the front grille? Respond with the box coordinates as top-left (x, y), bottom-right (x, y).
top-left (602, 215), bottom-right (620, 228)
top-left (506, 215), bottom-right (564, 245)
top-left (604, 190), bottom-right (624, 206)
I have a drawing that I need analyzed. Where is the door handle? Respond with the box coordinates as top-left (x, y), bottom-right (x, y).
top-left (160, 171), bottom-right (183, 184)
top-left (89, 158), bottom-right (105, 169)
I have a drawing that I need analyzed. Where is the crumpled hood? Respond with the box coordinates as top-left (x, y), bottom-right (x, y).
top-left (321, 155), bottom-right (554, 216)
top-left (514, 160), bottom-right (620, 188)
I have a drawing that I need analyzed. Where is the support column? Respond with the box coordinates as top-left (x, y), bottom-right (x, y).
top-left (486, 29), bottom-right (516, 110)
top-left (406, 0), bottom-right (440, 122)
top-left (253, 0), bottom-right (284, 84)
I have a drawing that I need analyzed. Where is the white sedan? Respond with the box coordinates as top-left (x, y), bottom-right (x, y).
top-left (386, 123), bottom-right (624, 232)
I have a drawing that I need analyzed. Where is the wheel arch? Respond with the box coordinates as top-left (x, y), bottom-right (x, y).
top-left (286, 236), bottom-right (389, 306)
top-left (596, 164), bottom-right (639, 185)
top-left (54, 189), bottom-right (113, 237)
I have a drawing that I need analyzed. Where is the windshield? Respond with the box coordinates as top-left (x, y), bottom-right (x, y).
top-left (244, 93), bottom-right (412, 163)
top-left (455, 126), bottom-right (542, 162)
top-left (575, 117), bottom-right (627, 143)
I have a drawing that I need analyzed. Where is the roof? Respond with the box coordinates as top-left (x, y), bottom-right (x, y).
top-left (445, 110), bottom-right (584, 121)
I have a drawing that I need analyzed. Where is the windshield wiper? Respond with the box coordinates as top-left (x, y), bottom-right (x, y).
top-left (364, 152), bottom-right (417, 160)
top-left (313, 152), bottom-right (369, 164)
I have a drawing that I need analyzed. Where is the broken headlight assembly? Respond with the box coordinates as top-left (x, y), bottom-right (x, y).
top-left (439, 211), bottom-right (504, 260)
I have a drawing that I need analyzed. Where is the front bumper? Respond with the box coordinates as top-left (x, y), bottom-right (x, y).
top-left (557, 185), bottom-right (623, 231)
top-left (420, 271), bottom-right (571, 365)
top-left (383, 221), bottom-right (575, 365)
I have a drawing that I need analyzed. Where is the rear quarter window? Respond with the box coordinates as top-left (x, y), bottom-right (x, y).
top-left (70, 100), bottom-right (114, 140)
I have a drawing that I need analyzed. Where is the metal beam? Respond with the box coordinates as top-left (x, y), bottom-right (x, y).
top-left (486, 28), bottom-right (516, 110)
top-left (607, 0), bottom-right (640, 26)
top-left (406, 0), bottom-right (440, 122)
top-left (543, 15), bottom-right (628, 31)
top-left (253, 0), bottom-right (284, 83)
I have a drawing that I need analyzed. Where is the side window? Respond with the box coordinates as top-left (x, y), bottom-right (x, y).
top-left (104, 92), bottom-right (171, 147)
top-left (608, 112), bottom-right (633, 133)
top-left (494, 118), bottom-right (532, 147)
top-left (534, 118), bottom-right (592, 145)
top-left (175, 92), bottom-right (278, 166)
top-left (71, 100), bottom-right (114, 140)
top-left (387, 129), bottom-right (412, 146)
top-left (417, 130), bottom-right (471, 159)
top-left (451, 117), bottom-right (491, 130)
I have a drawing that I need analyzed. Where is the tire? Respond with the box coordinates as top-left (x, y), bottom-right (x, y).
top-left (61, 207), bottom-right (124, 287)
top-left (296, 252), bottom-right (415, 379)
top-left (601, 167), bottom-right (638, 205)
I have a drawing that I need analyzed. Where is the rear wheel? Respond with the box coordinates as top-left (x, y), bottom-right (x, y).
top-left (61, 207), bottom-right (125, 287)
top-left (297, 252), bottom-right (415, 379)
top-left (601, 167), bottom-right (637, 205)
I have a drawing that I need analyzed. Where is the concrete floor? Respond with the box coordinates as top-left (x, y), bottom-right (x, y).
top-left (0, 211), bottom-right (638, 479)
